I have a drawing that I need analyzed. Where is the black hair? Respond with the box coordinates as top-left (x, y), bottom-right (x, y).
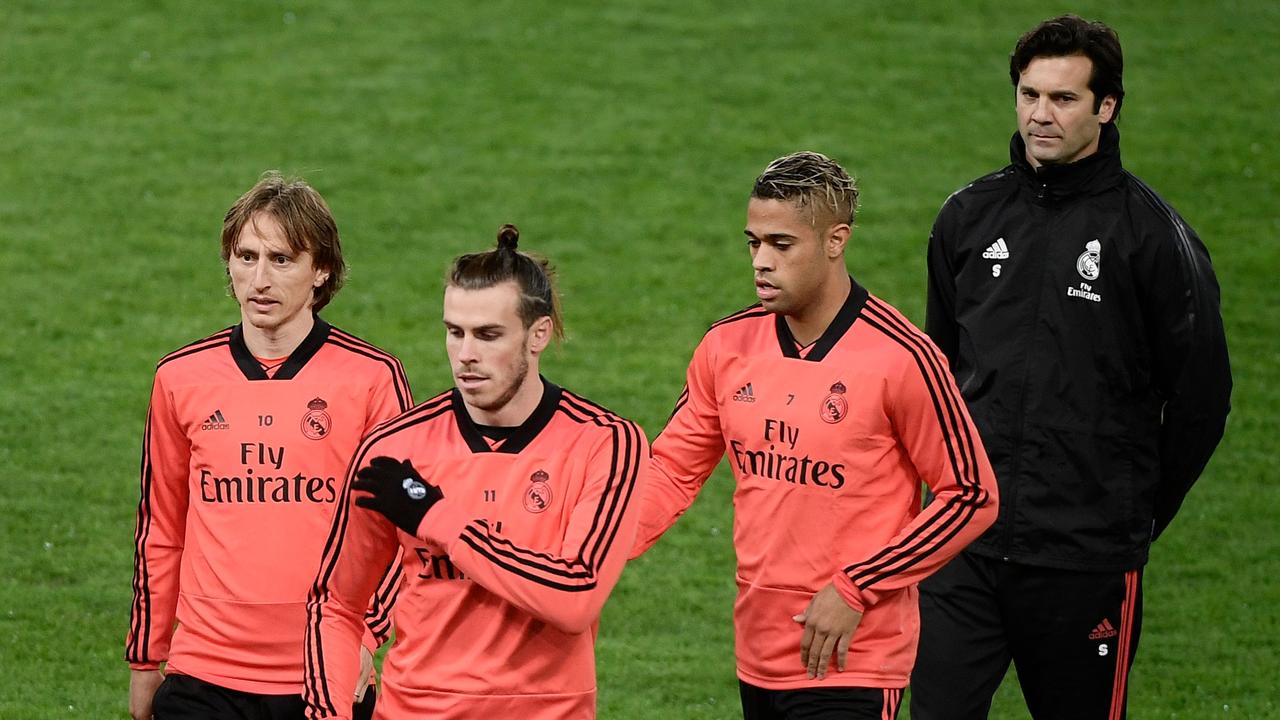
top-left (1011, 15), bottom-right (1124, 120)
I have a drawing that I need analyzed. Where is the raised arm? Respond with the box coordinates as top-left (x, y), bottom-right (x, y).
top-left (834, 307), bottom-right (998, 611)
top-left (795, 311), bottom-right (998, 679)
top-left (420, 415), bottom-right (648, 634)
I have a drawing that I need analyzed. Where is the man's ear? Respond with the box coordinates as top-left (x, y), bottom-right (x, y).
top-left (826, 223), bottom-right (851, 259)
top-left (1097, 94), bottom-right (1117, 124)
top-left (528, 316), bottom-right (553, 354)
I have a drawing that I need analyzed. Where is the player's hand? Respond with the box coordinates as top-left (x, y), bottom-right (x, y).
top-left (354, 645), bottom-right (374, 704)
top-left (793, 583), bottom-right (863, 679)
top-left (129, 668), bottom-right (164, 720)
top-left (352, 457), bottom-right (443, 537)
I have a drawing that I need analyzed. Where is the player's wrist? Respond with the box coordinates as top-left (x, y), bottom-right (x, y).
top-left (416, 497), bottom-right (469, 547)
top-left (359, 627), bottom-right (378, 653)
top-left (830, 573), bottom-right (869, 613)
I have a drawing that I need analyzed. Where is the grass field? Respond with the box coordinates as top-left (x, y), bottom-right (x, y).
top-left (1, 1), bottom-right (1276, 717)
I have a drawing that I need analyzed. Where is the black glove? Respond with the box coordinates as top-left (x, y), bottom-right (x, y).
top-left (352, 457), bottom-right (443, 536)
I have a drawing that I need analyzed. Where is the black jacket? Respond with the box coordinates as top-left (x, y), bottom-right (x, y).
top-left (926, 125), bottom-right (1231, 571)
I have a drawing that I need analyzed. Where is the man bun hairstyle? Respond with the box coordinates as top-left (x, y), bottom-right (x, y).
top-left (496, 223), bottom-right (520, 251)
top-left (751, 151), bottom-right (859, 228)
top-left (1010, 14), bottom-right (1125, 121)
top-left (221, 171), bottom-right (346, 311)
top-left (448, 224), bottom-right (564, 341)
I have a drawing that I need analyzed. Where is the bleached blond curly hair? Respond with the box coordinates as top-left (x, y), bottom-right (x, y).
top-left (751, 151), bottom-right (859, 227)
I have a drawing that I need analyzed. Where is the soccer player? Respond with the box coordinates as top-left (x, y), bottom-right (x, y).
top-left (910, 16), bottom-right (1232, 720)
top-left (303, 225), bottom-right (647, 720)
top-left (632, 151), bottom-right (998, 720)
top-left (126, 173), bottom-right (411, 720)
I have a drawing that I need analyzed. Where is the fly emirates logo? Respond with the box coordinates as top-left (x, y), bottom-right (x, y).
top-left (199, 442), bottom-right (338, 504)
top-left (729, 418), bottom-right (846, 490)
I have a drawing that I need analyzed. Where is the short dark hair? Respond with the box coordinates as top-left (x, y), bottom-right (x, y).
top-left (1010, 15), bottom-right (1124, 121)
top-left (751, 151), bottom-right (859, 227)
top-left (447, 224), bottom-right (564, 341)
top-left (221, 171), bottom-right (345, 311)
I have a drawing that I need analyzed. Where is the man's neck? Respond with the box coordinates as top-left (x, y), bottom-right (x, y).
top-left (1026, 151), bottom-right (1098, 171)
top-left (784, 272), bottom-right (851, 347)
top-left (240, 313), bottom-right (315, 359)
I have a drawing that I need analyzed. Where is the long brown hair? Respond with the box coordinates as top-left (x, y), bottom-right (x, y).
top-left (221, 171), bottom-right (345, 311)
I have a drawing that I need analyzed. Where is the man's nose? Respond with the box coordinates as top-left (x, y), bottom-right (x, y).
top-left (457, 335), bottom-right (480, 363)
top-left (251, 259), bottom-right (272, 288)
top-left (752, 246), bottom-right (774, 272)
top-left (1030, 97), bottom-right (1052, 123)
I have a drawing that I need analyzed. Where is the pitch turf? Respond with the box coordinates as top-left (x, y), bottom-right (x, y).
top-left (0, 1), bottom-right (1275, 717)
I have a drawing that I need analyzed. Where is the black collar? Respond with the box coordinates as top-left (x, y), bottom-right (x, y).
top-left (1010, 123), bottom-right (1125, 202)
top-left (229, 316), bottom-right (330, 381)
top-left (774, 277), bottom-right (869, 362)
top-left (451, 376), bottom-right (562, 454)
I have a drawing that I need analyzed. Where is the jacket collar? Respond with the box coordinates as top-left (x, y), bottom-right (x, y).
top-left (1010, 123), bottom-right (1125, 202)
top-left (451, 376), bottom-right (562, 454)
top-left (774, 276), bottom-right (869, 362)
top-left (229, 315), bottom-right (330, 380)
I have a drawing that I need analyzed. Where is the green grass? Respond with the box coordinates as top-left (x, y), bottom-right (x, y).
top-left (1, 1), bottom-right (1276, 717)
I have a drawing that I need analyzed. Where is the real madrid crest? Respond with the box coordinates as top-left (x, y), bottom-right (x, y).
top-left (301, 397), bottom-right (332, 440)
top-left (820, 381), bottom-right (848, 424)
top-left (1076, 239), bottom-right (1102, 280)
top-left (524, 469), bottom-right (553, 513)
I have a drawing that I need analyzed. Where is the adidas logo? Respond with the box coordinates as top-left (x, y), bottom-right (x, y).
top-left (200, 409), bottom-right (230, 431)
top-left (732, 383), bottom-right (756, 403)
top-left (982, 238), bottom-right (1010, 260)
top-left (1088, 618), bottom-right (1118, 640)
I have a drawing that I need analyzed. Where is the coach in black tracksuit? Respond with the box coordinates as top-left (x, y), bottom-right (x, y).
top-left (909, 16), bottom-right (1231, 720)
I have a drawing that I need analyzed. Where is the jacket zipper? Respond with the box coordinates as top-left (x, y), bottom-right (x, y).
top-left (1000, 191), bottom-right (1054, 560)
